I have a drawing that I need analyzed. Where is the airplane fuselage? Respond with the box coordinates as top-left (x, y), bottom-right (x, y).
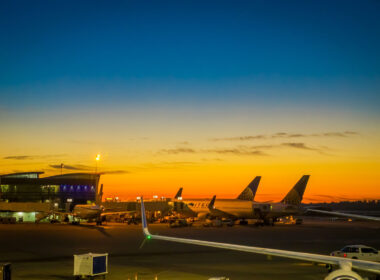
top-left (73, 204), bottom-right (102, 220)
top-left (173, 199), bottom-right (271, 220)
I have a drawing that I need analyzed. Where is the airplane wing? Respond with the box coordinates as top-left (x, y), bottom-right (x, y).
top-left (307, 209), bottom-right (380, 222)
top-left (140, 197), bottom-right (380, 276)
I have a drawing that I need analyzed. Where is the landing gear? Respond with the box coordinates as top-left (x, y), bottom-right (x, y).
top-left (263, 218), bottom-right (274, 226)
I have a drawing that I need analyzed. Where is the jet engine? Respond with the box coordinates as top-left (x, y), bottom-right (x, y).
top-left (325, 261), bottom-right (363, 280)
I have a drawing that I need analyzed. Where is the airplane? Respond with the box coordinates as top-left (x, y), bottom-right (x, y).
top-left (306, 209), bottom-right (380, 222)
top-left (171, 176), bottom-right (262, 219)
top-left (140, 197), bottom-right (380, 280)
top-left (70, 184), bottom-right (135, 225)
top-left (210, 175), bottom-right (310, 225)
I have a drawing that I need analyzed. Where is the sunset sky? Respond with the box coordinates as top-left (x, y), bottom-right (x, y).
top-left (1, 0), bottom-right (379, 202)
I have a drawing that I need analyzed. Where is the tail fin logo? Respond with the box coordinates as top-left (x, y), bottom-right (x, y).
top-left (237, 176), bottom-right (261, 201)
top-left (281, 175), bottom-right (310, 205)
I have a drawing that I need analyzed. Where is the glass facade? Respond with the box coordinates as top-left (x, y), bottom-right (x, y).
top-left (0, 172), bottom-right (100, 210)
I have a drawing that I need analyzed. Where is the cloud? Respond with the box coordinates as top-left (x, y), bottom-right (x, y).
top-left (50, 164), bottom-right (130, 174)
top-left (281, 142), bottom-right (319, 151)
top-left (49, 164), bottom-right (93, 171)
top-left (205, 148), bottom-right (268, 156)
top-left (100, 170), bottom-right (130, 175)
top-left (3, 156), bottom-right (34, 160)
top-left (134, 161), bottom-right (196, 171)
top-left (211, 135), bottom-right (266, 141)
top-left (160, 148), bottom-right (196, 154)
top-left (273, 133), bottom-right (304, 138)
top-left (4, 154), bottom-right (66, 160)
top-left (211, 131), bottom-right (359, 141)
top-left (320, 131), bottom-right (359, 137)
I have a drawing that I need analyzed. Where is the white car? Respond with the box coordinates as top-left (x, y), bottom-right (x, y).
top-left (330, 245), bottom-right (380, 262)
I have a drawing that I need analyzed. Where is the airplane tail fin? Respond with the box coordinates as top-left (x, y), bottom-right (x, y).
top-left (140, 197), bottom-right (151, 237)
top-left (237, 176), bottom-right (261, 201)
top-left (281, 175), bottom-right (310, 205)
top-left (174, 187), bottom-right (183, 199)
top-left (96, 184), bottom-right (103, 205)
top-left (208, 195), bottom-right (216, 210)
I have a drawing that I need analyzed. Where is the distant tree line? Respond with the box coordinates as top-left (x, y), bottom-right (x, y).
top-left (303, 200), bottom-right (380, 211)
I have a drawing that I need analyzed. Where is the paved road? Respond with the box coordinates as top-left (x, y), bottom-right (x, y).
top-left (0, 219), bottom-right (379, 279)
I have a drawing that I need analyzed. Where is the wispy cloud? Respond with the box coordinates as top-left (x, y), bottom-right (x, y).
top-left (49, 164), bottom-right (93, 171)
top-left (204, 148), bottom-right (268, 156)
top-left (49, 164), bottom-right (130, 175)
top-left (211, 131), bottom-right (359, 141)
top-left (100, 170), bottom-right (130, 175)
top-left (3, 155), bottom-right (34, 160)
top-left (4, 154), bottom-right (66, 160)
top-left (134, 161), bottom-right (196, 171)
top-left (159, 140), bottom-right (330, 157)
top-left (159, 145), bottom-right (268, 156)
top-left (160, 148), bottom-right (196, 154)
top-left (211, 135), bottom-right (266, 141)
top-left (281, 142), bottom-right (319, 151)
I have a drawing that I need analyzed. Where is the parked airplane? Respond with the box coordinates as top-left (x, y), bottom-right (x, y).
top-left (140, 197), bottom-right (380, 280)
top-left (210, 175), bottom-right (310, 225)
top-left (71, 184), bottom-right (135, 225)
top-left (171, 176), bottom-right (261, 219)
top-left (306, 209), bottom-right (380, 222)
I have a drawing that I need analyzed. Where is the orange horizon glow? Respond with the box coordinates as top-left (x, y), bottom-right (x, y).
top-left (1, 108), bottom-right (379, 203)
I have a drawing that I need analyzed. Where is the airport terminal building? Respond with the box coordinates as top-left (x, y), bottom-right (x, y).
top-left (0, 172), bottom-right (101, 221)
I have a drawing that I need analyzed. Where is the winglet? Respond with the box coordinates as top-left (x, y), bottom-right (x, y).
top-left (237, 176), bottom-right (261, 201)
top-left (208, 195), bottom-right (216, 210)
top-left (140, 197), bottom-right (151, 237)
top-left (174, 187), bottom-right (183, 199)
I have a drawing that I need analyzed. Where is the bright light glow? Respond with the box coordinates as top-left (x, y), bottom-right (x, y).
top-left (147, 235), bottom-right (151, 240)
top-left (136, 196), bottom-right (141, 200)
top-left (54, 203), bottom-right (58, 207)
top-left (178, 196), bottom-right (183, 200)
top-left (95, 154), bottom-right (100, 161)
top-left (153, 195), bottom-right (158, 199)
top-left (67, 198), bottom-right (73, 202)
top-left (17, 212), bottom-right (23, 216)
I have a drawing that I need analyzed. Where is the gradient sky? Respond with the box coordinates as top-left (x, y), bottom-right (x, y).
top-left (1, 0), bottom-right (379, 202)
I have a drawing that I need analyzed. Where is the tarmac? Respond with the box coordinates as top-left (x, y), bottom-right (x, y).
top-left (0, 219), bottom-right (379, 280)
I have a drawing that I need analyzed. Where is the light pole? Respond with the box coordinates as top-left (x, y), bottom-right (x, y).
top-left (95, 154), bottom-right (100, 174)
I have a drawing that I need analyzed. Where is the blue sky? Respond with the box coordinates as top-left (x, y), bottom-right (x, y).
top-left (1, 1), bottom-right (380, 200)
top-left (1, 0), bottom-right (379, 112)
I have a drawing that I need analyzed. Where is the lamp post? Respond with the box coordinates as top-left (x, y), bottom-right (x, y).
top-left (95, 154), bottom-right (100, 174)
